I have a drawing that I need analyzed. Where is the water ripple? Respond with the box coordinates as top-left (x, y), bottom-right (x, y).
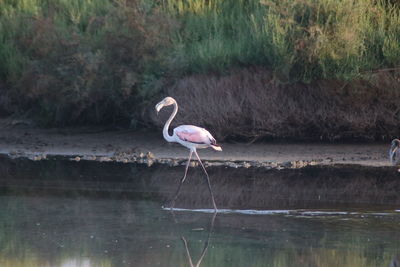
top-left (162, 207), bottom-right (399, 217)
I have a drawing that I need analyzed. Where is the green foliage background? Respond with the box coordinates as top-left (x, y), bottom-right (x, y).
top-left (0, 0), bottom-right (399, 127)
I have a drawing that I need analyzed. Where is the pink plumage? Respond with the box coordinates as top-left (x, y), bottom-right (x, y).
top-left (174, 125), bottom-right (219, 147)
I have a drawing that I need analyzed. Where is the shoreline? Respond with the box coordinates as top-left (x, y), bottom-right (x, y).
top-left (0, 123), bottom-right (393, 169)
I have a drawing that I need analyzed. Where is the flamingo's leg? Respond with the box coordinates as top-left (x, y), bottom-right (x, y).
top-left (193, 150), bottom-right (217, 212)
top-left (168, 150), bottom-right (193, 209)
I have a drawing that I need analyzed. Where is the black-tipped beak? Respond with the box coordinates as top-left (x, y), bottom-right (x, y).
top-left (155, 103), bottom-right (162, 115)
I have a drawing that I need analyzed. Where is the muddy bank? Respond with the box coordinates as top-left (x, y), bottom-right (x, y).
top-left (0, 122), bottom-right (393, 169)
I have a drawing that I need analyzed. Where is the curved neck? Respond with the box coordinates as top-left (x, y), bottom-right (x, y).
top-left (163, 101), bottom-right (178, 142)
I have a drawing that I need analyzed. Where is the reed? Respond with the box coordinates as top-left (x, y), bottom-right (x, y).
top-left (164, 0), bottom-right (400, 81)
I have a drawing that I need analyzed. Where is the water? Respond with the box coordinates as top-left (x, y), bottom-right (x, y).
top-left (0, 156), bottom-right (399, 267)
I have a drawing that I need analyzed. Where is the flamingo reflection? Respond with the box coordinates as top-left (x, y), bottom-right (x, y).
top-left (169, 211), bottom-right (217, 267)
top-left (181, 213), bottom-right (216, 267)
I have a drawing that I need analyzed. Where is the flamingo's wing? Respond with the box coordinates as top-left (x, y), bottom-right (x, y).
top-left (204, 131), bottom-right (219, 146)
top-left (174, 125), bottom-right (213, 145)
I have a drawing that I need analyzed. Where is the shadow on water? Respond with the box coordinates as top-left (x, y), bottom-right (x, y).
top-left (2, 156), bottom-right (400, 209)
top-left (0, 156), bottom-right (399, 266)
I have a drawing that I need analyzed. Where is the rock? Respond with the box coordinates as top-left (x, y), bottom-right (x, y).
top-left (83, 155), bottom-right (97, 161)
top-left (147, 159), bottom-right (154, 167)
top-left (242, 162), bottom-right (251, 168)
top-left (99, 157), bottom-right (111, 162)
top-left (189, 161), bottom-right (197, 167)
top-left (170, 159), bottom-right (179, 167)
top-left (281, 161), bottom-right (292, 168)
top-left (227, 162), bottom-right (238, 168)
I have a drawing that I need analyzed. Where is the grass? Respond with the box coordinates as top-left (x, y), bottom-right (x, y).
top-left (165, 0), bottom-right (400, 81)
top-left (0, 0), bottom-right (399, 130)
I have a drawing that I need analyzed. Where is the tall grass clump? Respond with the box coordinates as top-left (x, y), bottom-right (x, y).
top-left (0, 0), bottom-right (171, 125)
top-left (164, 0), bottom-right (400, 82)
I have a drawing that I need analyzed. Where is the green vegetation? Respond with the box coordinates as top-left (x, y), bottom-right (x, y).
top-left (0, 0), bottom-right (169, 125)
top-left (0, 0), bottom-right (399, 129)
top-left (165, 0), bottom-right (400, 81)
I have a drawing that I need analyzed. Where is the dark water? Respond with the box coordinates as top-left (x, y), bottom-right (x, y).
top-left (0, 157), bottom-right (399, 267)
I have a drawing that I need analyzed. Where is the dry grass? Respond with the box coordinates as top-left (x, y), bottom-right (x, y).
top-left (151, 67), bottom-right (400, 141)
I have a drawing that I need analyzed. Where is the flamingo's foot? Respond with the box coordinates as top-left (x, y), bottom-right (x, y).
top-left (212, 204), bottom-right (218, 213)
top-left (162, 201), bottom-right (176, 210)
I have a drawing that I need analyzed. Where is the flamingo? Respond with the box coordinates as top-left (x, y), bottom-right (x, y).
top-left (389, 139), bottom-right (400, 172)
top-left (155, 97), bottom-right (221, 211)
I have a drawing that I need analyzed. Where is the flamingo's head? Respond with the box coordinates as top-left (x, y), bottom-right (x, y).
top-left (155, 97), bottom-right (176, 114)
top-left (390, 139), bottom-right (400, 164)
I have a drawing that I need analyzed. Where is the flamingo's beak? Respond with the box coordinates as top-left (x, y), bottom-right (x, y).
top-left (155, 102), bottom-right (163, 115)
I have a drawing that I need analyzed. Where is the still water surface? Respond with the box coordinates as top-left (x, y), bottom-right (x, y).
top-left (0, 157), bottom-right (399, 267)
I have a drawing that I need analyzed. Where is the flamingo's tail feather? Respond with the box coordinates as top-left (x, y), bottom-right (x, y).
top-left (211, 145), bottom-right (222, 151)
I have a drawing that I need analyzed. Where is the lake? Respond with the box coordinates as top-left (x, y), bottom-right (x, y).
top-left (0, 156), bottom-right (399, 266)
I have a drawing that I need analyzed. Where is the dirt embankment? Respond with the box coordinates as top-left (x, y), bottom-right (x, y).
top-left (0, 120), bottom-right (393, 169)
top-left (150, 68), bottom-right (400, 142)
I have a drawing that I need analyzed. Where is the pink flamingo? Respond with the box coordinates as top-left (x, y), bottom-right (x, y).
top-left (155, 97), bottom-right (222, 211)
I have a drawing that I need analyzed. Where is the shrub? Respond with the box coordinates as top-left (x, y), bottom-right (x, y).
top-left (0, 0), bottom-right (171, 125)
